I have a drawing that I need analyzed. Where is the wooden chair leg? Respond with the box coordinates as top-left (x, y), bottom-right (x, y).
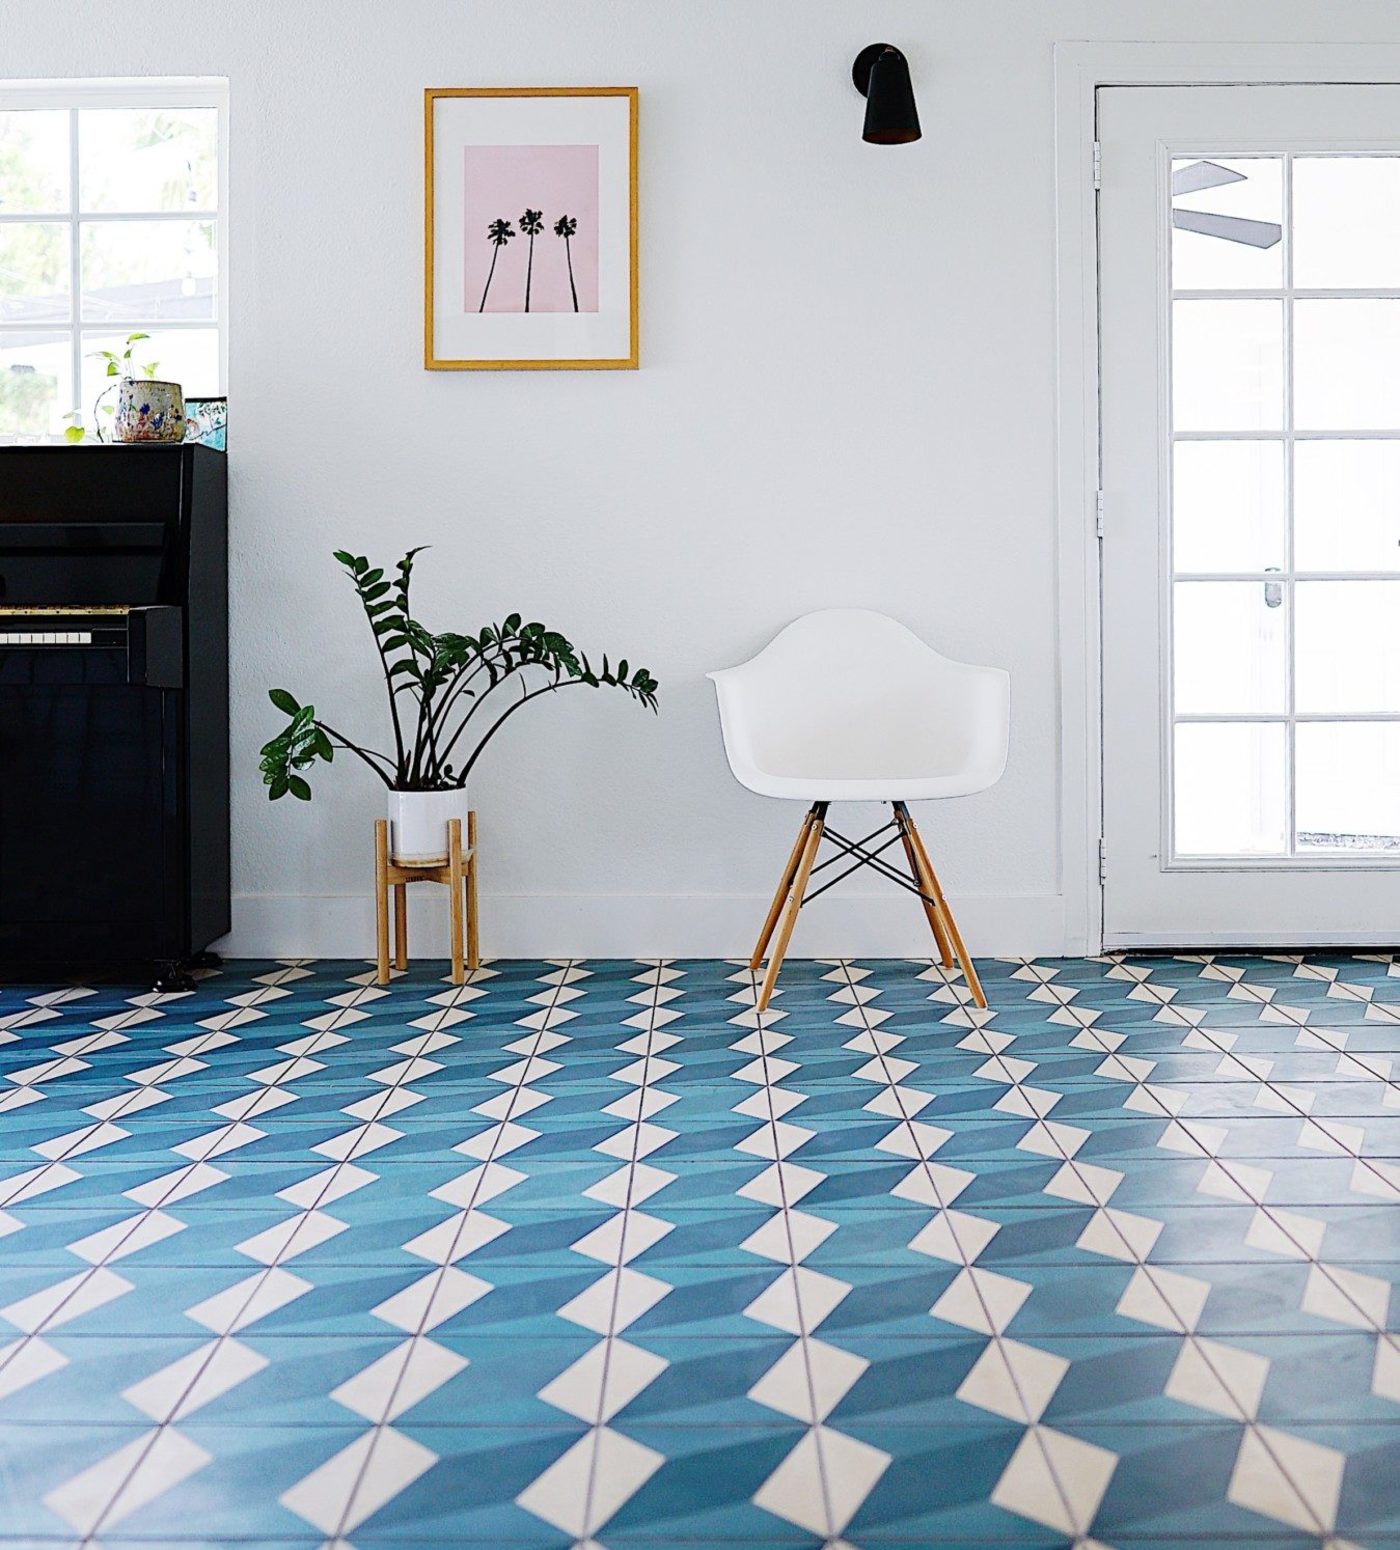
top-left (750, 807), bottom-right (817, 971)
top-left (447, 817), bottom-right (465, 985)
top-left (393, 884), bottom-right (408, 970)
top-left (898, 803), bottom-right (987, 1010)
top-left (756, 809), bottom-right (825, 1013)
top-left (895, 804), bottom-right (954, 968)
top-left (466, 809), bottom-right (480, 971)
top-left (374, 819), bottom-right (391, 985)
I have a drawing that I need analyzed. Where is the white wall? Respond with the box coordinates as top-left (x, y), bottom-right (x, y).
top-left (8, 0), bottom-right (1390, 959)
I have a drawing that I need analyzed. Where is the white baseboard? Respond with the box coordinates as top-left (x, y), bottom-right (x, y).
top-left (217, 891), bottom-right (1067, 961)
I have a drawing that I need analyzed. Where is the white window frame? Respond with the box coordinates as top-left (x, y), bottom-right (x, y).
top-left (1053, 42), bottom-right (1400, 954)
top-left (0, 75), bottom-right (228, 437)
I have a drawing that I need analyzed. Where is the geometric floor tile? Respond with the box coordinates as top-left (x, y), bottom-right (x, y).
top-left (0, 954), bottom-right (1396, 1546)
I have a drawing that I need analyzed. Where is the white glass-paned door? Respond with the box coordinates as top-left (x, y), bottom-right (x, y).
top-left (1099, 84), bottom-right (1400, 946)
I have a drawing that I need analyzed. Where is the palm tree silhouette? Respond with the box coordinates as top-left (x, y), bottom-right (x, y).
top-left (479, 218), bottom-right (515, 312)
top-left (554, 215), bottom-right (579, 311)
top-left (520, 209), bottom-right (544, 311)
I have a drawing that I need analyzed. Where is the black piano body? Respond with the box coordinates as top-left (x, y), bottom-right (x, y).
top-left (0, 444), bottom-right (229, 985)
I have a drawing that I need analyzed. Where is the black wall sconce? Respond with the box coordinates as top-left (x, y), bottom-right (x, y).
top-left (852, 43), bottom-right (921, 145)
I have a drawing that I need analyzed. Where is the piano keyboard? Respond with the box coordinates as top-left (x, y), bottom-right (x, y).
top-left (0, 631), bottom-right (94, 645)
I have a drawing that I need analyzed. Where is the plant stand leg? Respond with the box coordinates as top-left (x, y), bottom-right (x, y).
top-left (897, 802), bottom-right (987, 1010)
top-left (393, 884), bottom-right (408, 971)
top-left (757, 805), bottom-right (826, 1013)
top-left (894, 803), bottom-right (954, 967)
top-left (466, 810), bottom-right (480, 971)
top-left (374, 819), bottom-right (391, 986)
top-left (448, 817), bottom-right (465, 986)
top-left (750, 806), bottom-right (817, 971)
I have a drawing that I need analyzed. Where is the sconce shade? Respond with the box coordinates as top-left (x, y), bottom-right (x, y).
top-left (853, 43), bottom-right (921, 145)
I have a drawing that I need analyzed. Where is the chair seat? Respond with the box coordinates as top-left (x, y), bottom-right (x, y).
top-left (731, 769), bottom-right (997, 802)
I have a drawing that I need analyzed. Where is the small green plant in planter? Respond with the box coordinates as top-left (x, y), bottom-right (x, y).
top-left (260, 547), bottom-right (659, 863)
top-left (62, 333), bottom-right (161, 442)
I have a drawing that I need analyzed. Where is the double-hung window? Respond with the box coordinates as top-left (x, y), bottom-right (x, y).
top-left (0, 77), bottom-right (226, 443)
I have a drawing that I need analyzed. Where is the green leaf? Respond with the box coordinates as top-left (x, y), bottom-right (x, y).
top-left (62, 424), bottom-right (85, 443)
top-left (106, 362), bottom-right (119, 377)
top-left (332, 549), bottom-right (357, 568)
top-left (126, 332), bottom-right (150, 343)
top-left (268, 776), bottom-right (289, 801)
top-left (268, 688), bottom-right (301, 715)
top-left (288, 775), bottom-right (312, 801)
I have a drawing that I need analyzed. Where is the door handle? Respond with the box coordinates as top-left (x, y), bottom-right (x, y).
top-left (1264, 567), bottom-right (1283, 609)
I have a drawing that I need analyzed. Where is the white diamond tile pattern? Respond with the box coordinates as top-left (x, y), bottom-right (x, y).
top-left (517, 963), bottom-right (683, 1538)
top-left (736, 963), bottom-right (891, 1541)
top-left (0, 953), bottom-right (1396, 1546)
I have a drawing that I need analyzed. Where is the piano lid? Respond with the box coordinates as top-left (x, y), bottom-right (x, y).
top-left (0, 445), bottom-right (203, 608)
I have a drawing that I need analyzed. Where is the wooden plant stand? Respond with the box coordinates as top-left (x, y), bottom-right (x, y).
top-left (374, 813), bottom-right (479, 985)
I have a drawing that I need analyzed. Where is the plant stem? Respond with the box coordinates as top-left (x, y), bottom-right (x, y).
top-left (363, 614), bottom-right (409, 782)
top-left (433, 658), bottom-right (525, 768)
top-left (457, 672), bottom-right (578, 781)
top-left (316, 721), bottom-right (396, 787)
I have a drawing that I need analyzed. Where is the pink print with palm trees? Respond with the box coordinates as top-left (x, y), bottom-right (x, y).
top-left (463, 144), bottom-right (600, 313)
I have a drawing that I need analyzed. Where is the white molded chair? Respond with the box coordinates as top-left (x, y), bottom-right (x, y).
top-left (709, 609), bottom-right (1010, 1011)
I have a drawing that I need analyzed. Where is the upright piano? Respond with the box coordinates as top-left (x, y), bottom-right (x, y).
top-left (0, 445), bottom-right (229, 987)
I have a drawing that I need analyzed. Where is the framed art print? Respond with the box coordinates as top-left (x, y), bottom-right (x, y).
top-left (425, 87), bottom-right (638, 370)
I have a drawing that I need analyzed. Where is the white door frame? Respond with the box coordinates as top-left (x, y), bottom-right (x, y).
top-left (1053, 42), bottom-right (1400, 954)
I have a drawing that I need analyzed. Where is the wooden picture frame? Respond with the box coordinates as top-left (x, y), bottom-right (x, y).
top-left (424, 87), bottom-right (638, 370)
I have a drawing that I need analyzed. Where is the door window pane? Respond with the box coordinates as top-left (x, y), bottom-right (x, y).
top-left (1295, 300), bottom-right (1400, 431)
top-left (1295, 441), bottom-right (1400, 572)
top-left (0, 110), bottom-right (69, 214)
top-left (0, 331), bottom-right (72, 439)
top-left (78, 108), bottom-right (217, 212)
top-left (1293, 157), bottom-right (1400, 290)
top-left (1171, 157), bottom-right (1283, 290)
top-left (0, 223), bottom-right (69, 323)
top-left (1174, 581), bottom-right (1286, 714)
top-left (1163, 147), bottom-right (1400, 868)
top-left (1173, 301), bottom-right (1283, 431)
top-left (80, 220), bottom-right (216, 322)
top-left (1296, 722), bottom-right (1400, 852)
top-left (1176, 722), bottom-right (1286, 855)
top-left (1295, 580), bottom-right (1400, 713)
top-left (1173, 441), bottom-right (1285, 572)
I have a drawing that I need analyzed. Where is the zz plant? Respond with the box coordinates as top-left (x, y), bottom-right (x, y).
top-left (260, 547), bottom-right (659, 800)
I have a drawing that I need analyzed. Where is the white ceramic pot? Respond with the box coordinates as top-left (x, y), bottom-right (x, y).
top-left (114, 378), bottom-right (186, 443)
top-left (387, 789), bottom-right (469, 866)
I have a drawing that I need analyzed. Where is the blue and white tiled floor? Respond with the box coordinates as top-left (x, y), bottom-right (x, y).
top-left (1, 954), bottom-right (1399, 1548)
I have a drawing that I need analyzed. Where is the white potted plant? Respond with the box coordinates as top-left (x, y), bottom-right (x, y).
top-left (259, 547), bottom-right (660, 863)
top-left (63, 333), bottom-right (186, 444)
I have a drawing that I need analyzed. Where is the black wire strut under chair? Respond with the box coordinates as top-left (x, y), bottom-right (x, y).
top-left (749, 799), bottom-right (988, 1014)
